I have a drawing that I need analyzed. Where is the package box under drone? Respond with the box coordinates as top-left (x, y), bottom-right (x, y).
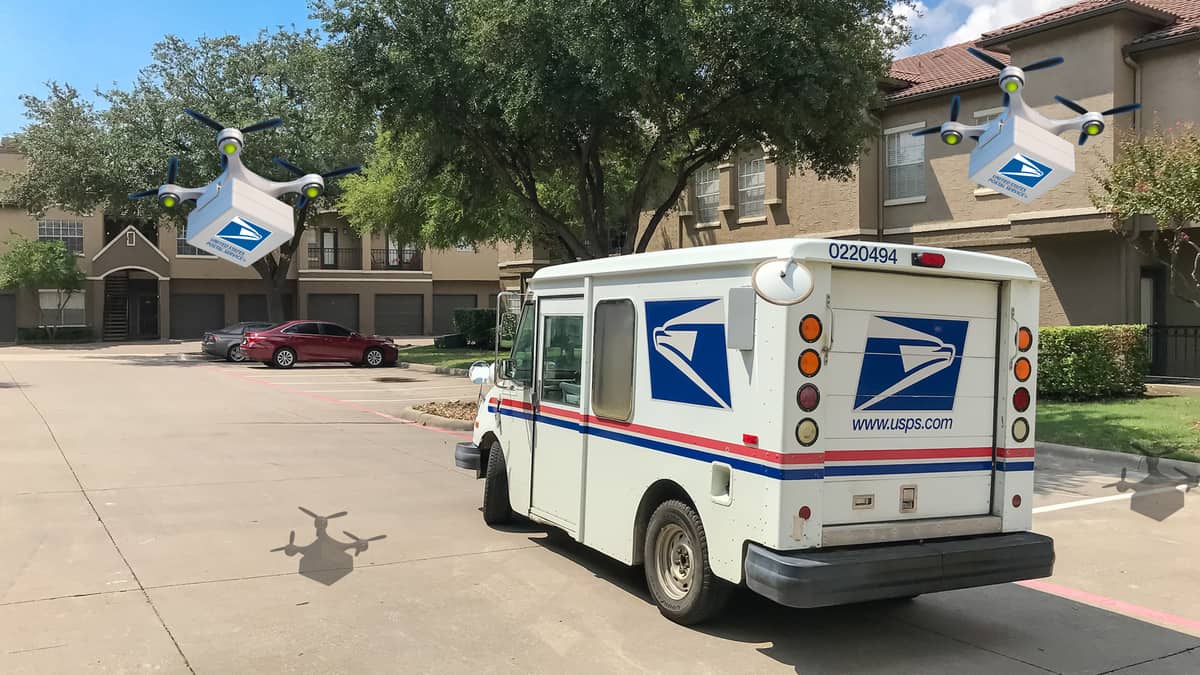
top-left (186, 177), bottom-right (295, 267)
top-left (968, 114), bottom-right (1075, 204)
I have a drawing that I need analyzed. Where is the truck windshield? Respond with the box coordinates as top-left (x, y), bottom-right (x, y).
top-left (508, 303), bottom-right (535, 385)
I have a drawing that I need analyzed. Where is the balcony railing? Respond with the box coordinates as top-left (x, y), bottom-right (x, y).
top-left (370, 248), bottom-right (423, 271)
top-left (307, 245), bottom-right (363, 270)
top-left (1147, 325), bottom-right (1200, 381)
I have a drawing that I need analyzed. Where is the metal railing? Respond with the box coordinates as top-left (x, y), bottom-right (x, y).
top-left (1147, 325), bottom-right (1200, 380)
top-left (306, 245), bottom-right (362, 270)
top-left (370, 248), bottom-right (423, 271)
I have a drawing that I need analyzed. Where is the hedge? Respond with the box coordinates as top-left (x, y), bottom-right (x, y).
top-left (453, 308), bottom-right (496, 348)
top-left (1037, 325), bottom-right (1148, 400)
top-left (16, 326), bottom-right (96, 343)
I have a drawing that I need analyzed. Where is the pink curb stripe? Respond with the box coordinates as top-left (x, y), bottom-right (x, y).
top-left (1019, 579), bottom-right (1200, 634)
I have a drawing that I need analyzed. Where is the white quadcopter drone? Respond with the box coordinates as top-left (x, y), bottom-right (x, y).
top-left (912, 48), bottom-right (1140, 203)
top-left (129, 109), bottom-right (360, 267)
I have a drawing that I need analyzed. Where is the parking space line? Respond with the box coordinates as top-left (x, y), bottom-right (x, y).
top-left (1019, 579), bottom-right (1200, 635)
top-left (1033, 485), bottom-right (1188, 514)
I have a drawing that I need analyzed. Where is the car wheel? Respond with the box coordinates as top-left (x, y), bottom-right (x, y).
top-left (482, 442), bottom-right (512, 525)
top-left (643, 500), bottom-right (731, 625)
top-left (227, 344), bottom-right (247, 363)
top-left (363, 347), bottom-right (385, 368)
top-left (273, 347), bottom-right (297, 369)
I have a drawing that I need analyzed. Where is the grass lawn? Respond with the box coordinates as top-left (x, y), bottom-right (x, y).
top-left (1038, 397), bottom-right (1200, 462)
top-left (397, 345), bottom-right (497, 370)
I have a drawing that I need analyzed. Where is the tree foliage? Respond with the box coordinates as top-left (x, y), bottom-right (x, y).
top-left (1092, 127), bottom-right (1200, 309)
top-left (0, 237), bottom-right (85, 337)
top-left (3, 30), bottom-right (370, 320)
top-left (319, 0), bottom-right (909, 259)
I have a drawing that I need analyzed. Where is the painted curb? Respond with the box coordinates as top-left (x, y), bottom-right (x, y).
top-left (1037, 441), bottom-right (1200, 474)
top-left (398, 406), bottom-right (474, 432)
top-left (397, 361), bottom-right (471, 377)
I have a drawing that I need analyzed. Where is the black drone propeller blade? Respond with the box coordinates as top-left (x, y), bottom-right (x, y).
top-left (220, 154), bottom-right (228, 170)
top-left (128, 188), bottom-right (158, 200)
top-left (949, 95), bottom-right (961, 122)
top-left (365, 534), bottom-right (386, 542)
top-left (241, 117), bottom-right (284, 134)
top-left (184, 108), bottom-right (225, 132)
top-left (912, 126), bottom-right (942, 137)
top-left (1102, 102), bottom-right (1141, 116)
top-left (1078, 132), bottom-right (1089, 146)
top-left (1023, 56), bottom-right (1064, 72)
top-left (321, 165), bottom-right (362, 180)
top-left (296, 195), bottom-right (310, 210)
top-left (273, 157), bottom-right (306, 177)
top-left (967, 47), bottom-right (1006, 71)
top-left (166, 157), bottom-right (179, 184)
top-left (1055, 95), bottom-right (1089, 115)
top-left (270, 530), bottom-right (296, 552)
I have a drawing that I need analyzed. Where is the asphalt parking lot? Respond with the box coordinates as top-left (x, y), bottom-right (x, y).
top-left (1, 342), bottom-right (1197, 674)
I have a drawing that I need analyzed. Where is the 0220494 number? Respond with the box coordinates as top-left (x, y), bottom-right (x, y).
top-left (827, 242), bottom-right (899, 265)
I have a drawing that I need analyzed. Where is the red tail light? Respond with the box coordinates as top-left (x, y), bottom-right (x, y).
top-left (912, 252), bottom-right (946, 268)
top-left (1013, 387), bottom-right (1031, 412)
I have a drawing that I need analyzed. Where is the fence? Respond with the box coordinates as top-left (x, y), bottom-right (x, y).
top-left (1147, 325), bottom-right (1200, 380)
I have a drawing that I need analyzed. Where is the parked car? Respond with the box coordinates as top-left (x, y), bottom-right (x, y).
top-left (241, 320), bottom-right (399, 368)
top-left (202, 322), bottom-right (277, 362)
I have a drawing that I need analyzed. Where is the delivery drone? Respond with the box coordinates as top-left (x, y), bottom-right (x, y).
top-left (912, 48), bottom-right (1140, 203)
top-left (127, 109), bottom-right (360, 267)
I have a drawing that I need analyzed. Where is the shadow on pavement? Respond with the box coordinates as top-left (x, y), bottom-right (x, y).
top-left (270, 506), bottom-right (386, 586)
top-left (530, 535), bottom-right (1200, 673)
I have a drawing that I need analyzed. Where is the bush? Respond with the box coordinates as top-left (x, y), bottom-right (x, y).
top-left (434, 333), bottom-right (467, 349)
top-left (1037, 325), bottom-right (1148, 400)
top-left (17, 326), bottom-right (96, 343)
top-left (452, 308), bottom-right (496, 347)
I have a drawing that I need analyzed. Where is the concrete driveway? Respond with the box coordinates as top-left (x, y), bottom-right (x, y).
top-left (0, 342), bottom-right (1197, 674)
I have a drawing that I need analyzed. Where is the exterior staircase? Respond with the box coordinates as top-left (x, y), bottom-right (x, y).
top-left (102, 273), bottom-right (129, 341)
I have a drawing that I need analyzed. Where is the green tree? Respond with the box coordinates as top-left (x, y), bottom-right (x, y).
top-left (1092, 127), bottom-right (1200, 309)
top-left (320, 0), bottom-right (909, 259)
top-left (4, 30), bottom-right (370, 321)
top-left (0, 237), bottom-right (86, 339)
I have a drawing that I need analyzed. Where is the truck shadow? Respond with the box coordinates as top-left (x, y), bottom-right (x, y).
top-left (530, 534), bottom-right (1200, 673)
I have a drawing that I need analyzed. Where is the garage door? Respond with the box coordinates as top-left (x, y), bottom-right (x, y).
top-left (238, 294), bottom-right (295, 323)
top-left (0, 294), bottom-right (15, 342)
top-left (375, 294), bottom-right (423, 336)
top-left (170, 294), bottom-right (225, 339)
top-left (308, 294), bottom-right (359, 330)
top-left (433, 294), bottom-right (477, 334)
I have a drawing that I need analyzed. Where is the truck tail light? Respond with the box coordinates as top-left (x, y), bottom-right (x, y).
top-left (1012, 417), bottom-right (1029, 442)
top-left (796, 384), bottom-right (820, 411)
top-left (798, 349), bottom-right (821, 377)
top-left (1012, 494), bottom-right (1022, 508)
top-left (1013, 387), bottom-right (1030, 412)
top-left (1014, 357), bottom-right (1031, 382)
top-left (1017, 327), bottom-right (1033, 351)
top-left (795, 419), bottom-right (819, 446)
top-left (799, 315), bottom-right (822, 342)
top-left (911, 252), bottom-right (946, 268)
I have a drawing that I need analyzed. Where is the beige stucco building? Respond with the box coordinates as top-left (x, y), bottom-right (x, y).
top-left (0, 142), bottom-right (500, 342)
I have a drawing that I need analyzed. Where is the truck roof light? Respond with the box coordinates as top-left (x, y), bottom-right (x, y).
top-left (800, 315), bottom-right (822, 342)
top-left (1013, 387), bottom-right (1031, 412)
top-left (912, 252), bottom-right (946, 268)
top-left (1017, 327), bottom-right (1033, 351)
top-left (799, 350), bottom-right (821, 377)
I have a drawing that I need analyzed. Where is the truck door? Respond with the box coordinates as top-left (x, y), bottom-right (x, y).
top-left (530, 296), bottom-right (586, 531)
top-left (823, 269), bottom-right (1000, 525)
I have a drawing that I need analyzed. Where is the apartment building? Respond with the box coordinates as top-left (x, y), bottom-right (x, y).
top-left (0, 143), bottom-right (501, 342)
top-left (628, 0), bottom-right (1200, 375)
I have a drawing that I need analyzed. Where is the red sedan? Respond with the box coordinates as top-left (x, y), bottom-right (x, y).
top-left (241, 320), bottom-right (399, 368)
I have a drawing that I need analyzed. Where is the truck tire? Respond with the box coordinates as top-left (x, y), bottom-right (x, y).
top-left (643, 499), bottom-right (731, 625)
top-left (482, 442), bottom-right (512, 525)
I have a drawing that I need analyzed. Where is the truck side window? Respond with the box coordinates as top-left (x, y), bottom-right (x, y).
top-left (591, 299), bottom-right (635, 420)
top-left (508, 303), bottom-right (536, 386)
top-left (540, 315), bottom-right (583, 406)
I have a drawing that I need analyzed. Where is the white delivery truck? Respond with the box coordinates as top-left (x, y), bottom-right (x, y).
top-left (455, 238), bottom-right (1053, 624)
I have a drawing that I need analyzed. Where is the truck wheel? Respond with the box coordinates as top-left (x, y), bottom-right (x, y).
top-left (643, 500), bottom-right (731, 625)
top-left (482, 442), bottom-right (512, 525)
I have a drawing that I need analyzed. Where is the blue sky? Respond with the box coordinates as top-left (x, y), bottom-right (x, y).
top-left (0, 0), bottom-right (1072, 135)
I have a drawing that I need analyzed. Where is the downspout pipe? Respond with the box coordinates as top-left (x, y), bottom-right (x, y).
top-left (869, 112), bottom-right (885, 242)
top-left (1121, 51), bottom-right (1142, 324)
top-left (1122, 51), bottom-right (1142, 135)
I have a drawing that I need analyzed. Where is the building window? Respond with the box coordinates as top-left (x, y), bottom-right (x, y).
top-left (693, 165), bottom-right (720, 225)
top-left (738, 153), bottom-right (766, 219)
top-left (591, 299), bottom-right (635, 421)
top-left (177, 232), bottom-right (212, 256)
top-left (37, 219), bottom-right (84, 254)
top-left (885, 123), bottom-right (926, 204)
top-left (38, 289), bottom-right (86, 327)
top-left (454, 240), bottom-right (473, 252)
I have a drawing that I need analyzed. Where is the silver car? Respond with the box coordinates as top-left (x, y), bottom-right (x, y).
top-left (201, 322), bottom-right (276, 362)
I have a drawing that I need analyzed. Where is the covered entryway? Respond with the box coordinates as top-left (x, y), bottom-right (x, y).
top-left (432, 294), bottom-right (477, 334)
top-left (170, 293), bottom-right (224, 339)
top-left (0, 293), bottom-right (16, 342)
top-left (308, 294), bottom-right (359, 330)
top-left (374, 294), bottom-right (424, 336)
top-left (102, 269), bottom-right (162, 341)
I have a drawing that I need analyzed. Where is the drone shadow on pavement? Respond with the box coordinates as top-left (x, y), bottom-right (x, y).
top-left (271, 506), bottom-right (387, 586)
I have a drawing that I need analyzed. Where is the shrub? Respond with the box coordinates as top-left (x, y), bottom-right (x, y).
top-left (17, 326), bottom-right (95, 343)
top-left (1037, 325), bottom-right (1148, 400)
top-left (452, 308), bottom-right (496, 347)
top-left (434, 333), bottom-right (467, 349)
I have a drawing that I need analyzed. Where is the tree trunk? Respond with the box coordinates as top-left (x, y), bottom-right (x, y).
top-left (263, 272), bottom-right (291, 323)
top-left (253, 206), bottom-right (309, 323)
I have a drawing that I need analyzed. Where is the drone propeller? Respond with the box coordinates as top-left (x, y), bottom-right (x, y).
top-left (1102, 467), bottom-right (1129, 490)
top-left (184, 108), bottom-right (283, 134)
top-left (967, 47), bottom-right (1060, 73)
top-left (128, 156), bottom-right (181, 200)
top-left (273, 158), bottom-right (362, 208)
top-left (1176, 468), bottom-right (1199, 490)
top-left (1022, 56), bottom-right (1064, 72)
top-left (1054, 96), bottom-right (1141, 145)
top-left (966, 47), bottom-right (1007, 71)
top-left (912, 95), bottom-right (961, 137)
top-left (298, 506), bottom-right (347, 521)
top-left (1054, 96), bottom-right (1089, 115)
top-left (270, 530), bottom-right (297, 552)
top-left (343, 530), bottom-right (387, 556)
top-left (1003, 92), bottom-right (1010, 108)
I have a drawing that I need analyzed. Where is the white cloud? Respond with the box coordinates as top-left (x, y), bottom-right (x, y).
top-left (942, 0), bottom-right (1077, 46)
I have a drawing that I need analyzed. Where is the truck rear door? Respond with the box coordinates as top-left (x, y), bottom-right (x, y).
top-left (822, 268), bottom-right (999, 525)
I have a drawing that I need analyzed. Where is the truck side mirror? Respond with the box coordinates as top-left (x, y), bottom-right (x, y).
top-left (468, 360), bottom-right (493, 385)
top-left (497, 358), bottom-right (515, 382)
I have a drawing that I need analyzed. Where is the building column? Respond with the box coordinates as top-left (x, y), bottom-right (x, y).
top-left (717, 162), bottom-right (736, 228)
top-left (360, 232), bottom-right (373, 271)
top-left (86, 279), bottom-right (105, 341)
top-left (157, 278), bottom-right (171, 340)
top-left (764, 159), bottom-right (787, 226)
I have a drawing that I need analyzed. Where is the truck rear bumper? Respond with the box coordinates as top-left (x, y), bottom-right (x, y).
top-left (454, 442), bottom-right (485, 478)
top-left (744, 532), bottom-right (1054, 608)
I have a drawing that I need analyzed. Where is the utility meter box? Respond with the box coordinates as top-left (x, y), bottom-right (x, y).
top-left (969, 115), bottom-right (1074, 204)
top-left (186, 177), bottom-right (294, 267)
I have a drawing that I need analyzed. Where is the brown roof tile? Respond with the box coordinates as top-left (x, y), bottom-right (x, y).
top-left (888, 43), bottom-right (1009, 101)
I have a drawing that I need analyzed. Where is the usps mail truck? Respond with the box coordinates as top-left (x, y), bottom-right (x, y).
top-left (455, 238), bottom-right (1053, 624)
